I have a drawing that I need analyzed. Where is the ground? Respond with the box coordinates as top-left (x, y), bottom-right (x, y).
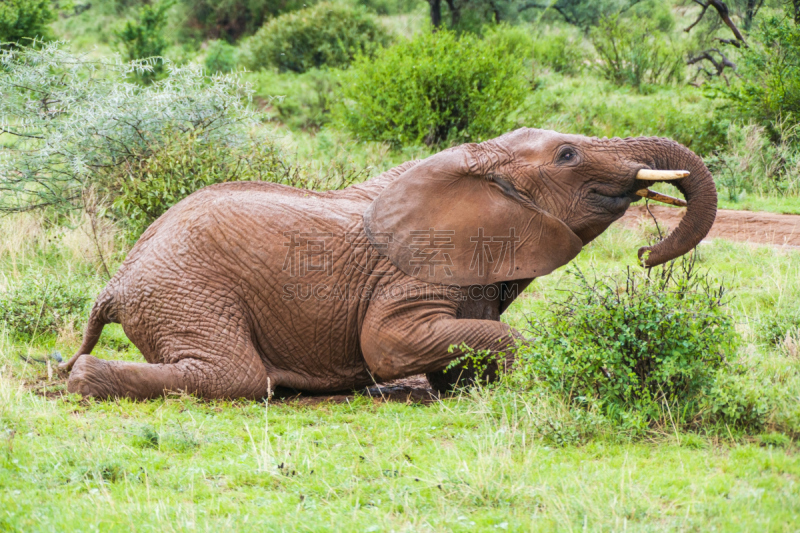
top-left (2, 205), bottom-right (800, 531)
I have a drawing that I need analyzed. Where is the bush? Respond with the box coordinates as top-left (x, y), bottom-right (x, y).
top-left (204, 39), bottom-right (238, 73)
top-left (244, 3), bottom-right (390, 73)
top-left (532, 32), bottom-right (587, 75)
top-left (0, 0), bottom-right (56, 44)
top-left (115, 0), bottom-right (174, 83)
top-left (334, 29), bottom-right (529, 147)
top-left (178, 0), bottom-right (304, 42)
top-left (110, 129), bottom-right (288, 236)
top-left (0, 42), bottom-right (258, 218)
top-left (0, 274), bottom-right (91, 338)
top-left (590, 14), bottom-right (684, 90)
top-left (704, 122), bottom-right (800, 200)
top-left (251, 68), bottom-right (341, 130)
top-left (521, 74), bottom-right (726, 156)
top-left (723, 16), bottom-right (800, 133)
top-left (512, 259), bottom-right (737, 428)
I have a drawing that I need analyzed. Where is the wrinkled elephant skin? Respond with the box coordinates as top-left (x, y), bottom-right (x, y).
top-left (62, 128), bottom-right (717, 399)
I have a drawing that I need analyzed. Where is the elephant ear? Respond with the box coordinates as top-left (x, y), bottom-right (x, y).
top-left (363, 144), bottom-right (583, 287)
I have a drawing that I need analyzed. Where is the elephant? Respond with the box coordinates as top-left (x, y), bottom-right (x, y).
top-left (61, 128), bottom-right (717, 400)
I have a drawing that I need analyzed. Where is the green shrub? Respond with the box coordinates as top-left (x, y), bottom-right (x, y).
top-left (244, 3), bottom-right (390, 73)
top-left (334, 29), bottom-right (528, 147)
top-left (204, 39), bottom-right (238, 73)
top-left (178, 0), bottom-right (304, 42)
top-left (590, 14), bottom-right (684, 90)
top-left (0, 274), bottom-right (91, 339)
top-left (110, 130), bottom-right (288, 237)
top-left (0, 42), bottom-right (258, 218)
top-left (532, 32), bottom-right (587, 75)
top-left (251, 68), bottom-right (341, 130)
top-left (357, 0), bottom-right (421, 16)
top-left (704, 122), bottom-right (800, 200)
top-left (115, 0), bottom-right (174, 83)
top-left (512, 259), bottom-right (737, 428)
top-left (758, 307), bottom-right (800, 347)
top-left (521, 74), bottom-right (726, 156)
top-left (0, 0), bottom-right (56, 44)
top-left (722, 16), bottom-right (800, 133)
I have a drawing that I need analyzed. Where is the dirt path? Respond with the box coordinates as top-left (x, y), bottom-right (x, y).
top-left (619, 205), bottom-right (800, 247)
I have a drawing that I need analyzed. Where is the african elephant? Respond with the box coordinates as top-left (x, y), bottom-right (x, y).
top-left (61, 128), bottom-right (717, 399)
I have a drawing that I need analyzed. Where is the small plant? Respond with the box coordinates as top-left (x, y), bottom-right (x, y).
top-left (722, 16), bottom-right (800, 131)
top-left (512, 256), bottom-right (737, 427)
top-left (115, 0), bottom-right (174, 83)
top-left (110, 129), bottom-right (289, 237)
top-left (244, 3), bottom-right (390, 73)
top-left (0, 0), bottom-right (56, 44)
top-left (531, 32), bottom-right (586, 75)
top-left (204, 39), bottom-right (238, 73)
top-left (590, 14), bottom-right (684, 90)
top-left (334, 29), bottom-right (528, 147)
top-left (0, 274), bottom-right (91, 339)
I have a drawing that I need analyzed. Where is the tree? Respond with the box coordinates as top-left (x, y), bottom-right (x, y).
top-left (115, 0), bottom-right (173, 83)
top-left (0, 0), bottom-right (56, 44)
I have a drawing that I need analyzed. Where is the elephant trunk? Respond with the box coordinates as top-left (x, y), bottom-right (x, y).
top-left (613, 137), bottom-right (718, 267)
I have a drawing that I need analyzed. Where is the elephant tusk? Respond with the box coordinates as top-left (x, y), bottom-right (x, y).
top-left (635, 188), bottom-right (688, 207)
top-left (636, 169), bottom-right (690, 181)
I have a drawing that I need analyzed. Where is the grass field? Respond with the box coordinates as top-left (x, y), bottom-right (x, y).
top-left (2, 213), bottom-right (799, 531)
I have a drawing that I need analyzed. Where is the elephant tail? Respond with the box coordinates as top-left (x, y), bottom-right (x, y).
top-left (59, 287), bottom-right (119, 372)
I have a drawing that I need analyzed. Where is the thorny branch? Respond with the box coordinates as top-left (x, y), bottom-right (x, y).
top-left (685, 0), bottom-right (748, 47)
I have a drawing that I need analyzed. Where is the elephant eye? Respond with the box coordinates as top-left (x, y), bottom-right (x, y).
top-left (557, 147), bottom-right (578, 164)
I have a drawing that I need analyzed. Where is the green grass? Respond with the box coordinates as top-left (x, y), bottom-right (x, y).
top-left (2, 212), bottom-right (800, 530)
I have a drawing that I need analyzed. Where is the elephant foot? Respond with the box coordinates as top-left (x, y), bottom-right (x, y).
top-left (67, 355), bottom-right (121, 399)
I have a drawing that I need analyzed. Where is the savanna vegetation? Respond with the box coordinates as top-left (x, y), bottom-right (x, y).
top-left (2, 0), bottom-right (800, 530)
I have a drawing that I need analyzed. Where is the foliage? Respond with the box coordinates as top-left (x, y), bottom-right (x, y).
top-left (357, 0), bottom-right (422, 15)
top-left (335, 29), bottom-right (528, 147)
top-left (0, 0), bottom-right (57, 44)
top-left (531, 31), bottom-right (587, 75)
top-left (512, 259), bottom-right (737, 428)
top-left (0, 273), bottom-right (90, 338)
top-left (204, 39), bottom-right (238, 73)
top-left (114, 0), bottom-right (174, 83)
top-left (111, 129), bottom-right (288, 236)
top-left (244, 3), bottom-right (390, 73)
top-left (758, 307), bottom-right (800, 347)
top-left (722, 15), bottom-right (800, 133)
top-left (590, 14), bottom-right (685, 90)
top-left (704, 121), bottom-right (800, 200)
top-left (519, 0), bottom-right (641, 28)
top-left (178, 0), bottom-right (305, 42)
top-left (251, 69), bottom-right (342, 130)
top-left (0, 42), bottom-right (258, 218)
top-left (521, 73), bottom-right (726, 156)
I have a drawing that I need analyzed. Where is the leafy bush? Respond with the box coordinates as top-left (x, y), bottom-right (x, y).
top-left (244, 3), bottom-right (390, 73)
top-left (723, 16), bottom-right (800, 133)
top-left (357, 0), bottom-right (421, 15)
top-left (0, 0), bottom-right (56, 43)
top-left (704, 122), bottom-right (800, 200)
top-left (590, 14), bottom-right (684, 90)
top-left (335, 29), bottom-right (528, 147)
top-left (204, 39), bottom-right (238, 73)
top-left (532, 32), bottom-right (587, 75)
top-left (0, 42), bottom-right (258, 218)
top-left (115, 0), bottom-right (174, 83)
top-left (0, 274), bottom-right (91, 338)
top-left (521, 74), bottom-right (726, 156)
top-left (251, 68), bottom-right (341, 130)
top-left (178, 0), bottom-right (304, 42)
top-left (758, 307), bottom-right (800, 347)
top-left (512, 259), bottom-right (737, 428)
top-left (111, 129), bottom-right (288, 236)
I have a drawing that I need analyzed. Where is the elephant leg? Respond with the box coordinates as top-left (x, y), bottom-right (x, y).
top-left (67, 343), bottom-right (271, 401)
top-left (360, 286), bottom-right (518, 391)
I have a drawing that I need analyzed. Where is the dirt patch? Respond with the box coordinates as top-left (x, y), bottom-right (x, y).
top-left (619, 205), bottom-right (800, 247)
